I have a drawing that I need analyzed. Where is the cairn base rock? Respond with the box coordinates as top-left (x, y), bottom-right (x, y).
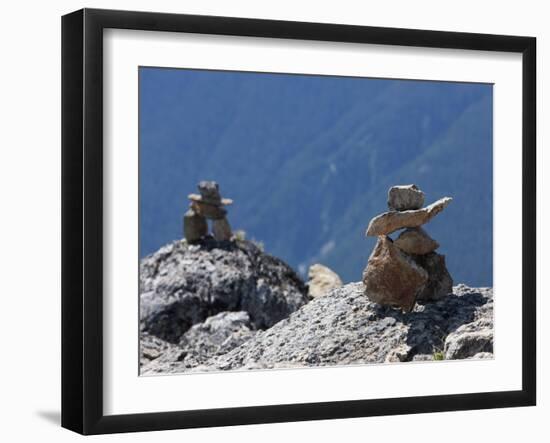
top-left (212, 217), bottom-right (232, 241)
top-left (362, 236), bottom-right (428, 312)
top-left (183, 209), bottom-right (207, 243)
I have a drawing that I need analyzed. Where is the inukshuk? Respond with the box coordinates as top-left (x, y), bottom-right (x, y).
top-left (362, 184), bottom-right (453, 312)
top-left (183, 181), bottom-right (233, 243)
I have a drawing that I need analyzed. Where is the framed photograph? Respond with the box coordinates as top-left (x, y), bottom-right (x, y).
top-left (61, 8), bottom-right (536, 435)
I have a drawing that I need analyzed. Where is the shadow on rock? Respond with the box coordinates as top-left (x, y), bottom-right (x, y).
top-left (373, 288), bottom-right (492, 360)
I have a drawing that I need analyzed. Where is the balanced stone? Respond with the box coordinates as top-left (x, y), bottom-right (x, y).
top-left (362, 236), bottom-right (428, 312)
top-left (191, 201), bottom-right (227, 220)
top-left (183, 209), bottom-right (207, 243)
top-left (366, 197), bottom-right (452, 236)
top-left (198, 181), bottom-right (222, 204)
top-left (394, 227), bottom-right (439, 255)
top-left (212, 217), bottom-right (232, 241)
top-left (307, 264), bottom-right (343, 298)
top-left (185, 181), bottom-right (234, 242)
top-left (189, 181), bottom-right (233, 207)
top-left (388, 184), bottom-right (425, 211)
top-left (412, 252), bottom-right (453, 302)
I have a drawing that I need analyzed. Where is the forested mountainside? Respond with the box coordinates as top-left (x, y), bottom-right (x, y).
top-left (139, 68), bottom-right (492, 286)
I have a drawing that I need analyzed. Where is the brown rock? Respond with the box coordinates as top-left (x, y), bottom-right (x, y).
top-left (366, 197), bottom-right (452, 236)
top-left (362, 236), bottom-right (428, 312)
top-left (198, 180), bottom-right (222, 204)
top-left (388, 184), bottom-right (425, 211)
top-left (191, 201), bottom-right (227, 220)
top-left (183, 209), bottom-right (207, 243)
top-left (188, 181), bottom-right (233, 206)
top-left (412, 252), bottom-right (453, 302)
top-left (394, 227), bottom-right (439, 255)
top-left (212, 217), bottom-right (232, 241)
top-left (307, 264), bottom-right (343, 298)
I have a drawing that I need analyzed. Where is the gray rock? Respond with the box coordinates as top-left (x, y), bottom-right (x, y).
top-left (183, 209), bottom-right (207, 243)
top-left (140, 332), bottom-right (179, 368)
top-left (142, 311), bottom-right (256, 374)
top-left (388, 184), bottom-right (425, 211)
top-left (140, 238), bottom-right (308, 343)
top-left (444, 317), bottom-right (493, 359)
top-left (307, 263), bottom-right (343, 298)
top-left (362, 236), bottom-right (428, 312)
top-left (413, 252), bottom-right (453, 302)
top-left (394, 227), bottom-right (439, 255)
top-left (186, 283), bottom-right (493, 373)
top-left (470, 352), bottom-right (493, 360)
top-left (366, 197), bottom-right (452, 236)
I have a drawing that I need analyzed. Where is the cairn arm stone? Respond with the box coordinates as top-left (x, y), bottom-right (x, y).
top-left (191, 201), bottom-right (227, 220)
top-left (366, 197), bottom-right (452, 237)
top-left (362, 236), bottom-right (428, 312)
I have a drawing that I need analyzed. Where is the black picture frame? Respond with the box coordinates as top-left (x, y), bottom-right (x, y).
top-left (61, 8), bottom-right (537, 435)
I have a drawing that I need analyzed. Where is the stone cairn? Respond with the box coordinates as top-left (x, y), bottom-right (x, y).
top-left (183, 181), bottom-right (233, 243)
top-left (362, 184), bottom-right (453, 312)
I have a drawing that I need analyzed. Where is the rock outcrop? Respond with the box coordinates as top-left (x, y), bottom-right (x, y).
top-left (140, 237), bottom-right (308, 344)
top-left (142, 311), bottom-right (257, 374)
top-left (153, 282), bottom-right (492, 373)
top-left (307, 264), bottom-right (343, 298)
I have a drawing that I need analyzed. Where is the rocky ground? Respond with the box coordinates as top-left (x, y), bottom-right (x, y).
top-left (140, 237), bottom-right (309, 370)
top-left (140, 238), bottom-right (493, 375)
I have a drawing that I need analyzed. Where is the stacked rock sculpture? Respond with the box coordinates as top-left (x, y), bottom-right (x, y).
top-left (183, 181), bottom-right (233, 243)
top-left (362, 185), bottom-right (453, 312)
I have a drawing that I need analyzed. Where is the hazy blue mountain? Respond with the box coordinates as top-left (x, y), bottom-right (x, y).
top-left (139, 68), bottom-right (493, 287)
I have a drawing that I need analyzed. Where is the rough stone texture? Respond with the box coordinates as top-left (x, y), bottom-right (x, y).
top-left (470, 352), bottom-right (493, 360)
top-left (212, 217), bottom-right (232, 241)
top-left (366, 197), bottom-right (452, 236)
top-left (387, 184), bottom-right (425, 211)
top-left (413, 252), bottom-right (453, 302)
top-left (140, 332), bottom-right (179, 368)
top-left (142, 311), bottom-right (257, 374)
top-left (307, 263), bottom-right (343, 298)
top-left (183, 209), bottom-right (207, 243)
top-left (362, 236), bottom-right (428, 312)
top-left (140, 238), bottom-right (308, 344)
top-left (184, 283), bottom-right (493, 372)
top-left (444, 315), bottom-right (494, 359)
top-left (394, 227), bottom-right (439, 255)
